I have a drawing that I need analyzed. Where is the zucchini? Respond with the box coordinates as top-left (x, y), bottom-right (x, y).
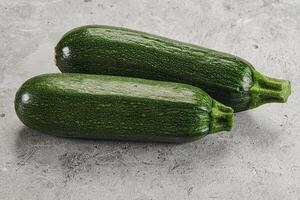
top-left (55, 25), bottom-right (291, 112)
top-left (15, 73), bottom-right (233, 143)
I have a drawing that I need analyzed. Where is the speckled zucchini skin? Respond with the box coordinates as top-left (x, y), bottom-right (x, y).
top-left (55, 25), bottom-right (255, 111)
top-left (15, 73), bottom-right (232, 143)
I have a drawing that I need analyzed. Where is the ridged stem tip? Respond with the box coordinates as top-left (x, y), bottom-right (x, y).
top-left (249, 70), bottom-right (291, 109)
top-left (209, 100), bottom-right (234, 133)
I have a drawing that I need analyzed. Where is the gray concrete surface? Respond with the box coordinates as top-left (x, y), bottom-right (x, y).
top-left (1, 0), bottom-right (300, 199)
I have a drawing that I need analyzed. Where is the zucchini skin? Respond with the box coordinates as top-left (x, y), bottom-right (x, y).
top-left (15, 73), bottom-right (233, 143)
top-left (55, 25), bottom-right (290, 112)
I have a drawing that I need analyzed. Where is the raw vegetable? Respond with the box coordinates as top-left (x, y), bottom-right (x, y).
top-left (15, 73), bottom-right (233, 143)
top-left (55, 25), bottom-right (291, 112)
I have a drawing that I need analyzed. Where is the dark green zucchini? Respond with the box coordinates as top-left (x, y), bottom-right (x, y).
top-left (15, 73), bottom-right (233, 143)
top-left (55, 25), bottom-right (291, 112)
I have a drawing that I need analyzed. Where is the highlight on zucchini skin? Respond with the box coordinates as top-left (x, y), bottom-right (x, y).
top-left (55, 25), bottom-right (291, 112)
top-left (15, 73), bottom-right (233, 143)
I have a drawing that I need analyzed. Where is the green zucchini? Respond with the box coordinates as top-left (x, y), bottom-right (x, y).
top-left (15, 73), bottom-right (233, 143)
top-left (55, 25), bottom-right (291, 112)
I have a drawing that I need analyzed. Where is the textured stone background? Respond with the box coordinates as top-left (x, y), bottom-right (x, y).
top-left (0, 0), bottom-right (300, 199)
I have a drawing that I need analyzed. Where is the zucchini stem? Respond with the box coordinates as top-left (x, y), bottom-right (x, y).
top-left (249, 70), bottom-right (291, 109)
top-left (209, 100), bottom-right (234, 133)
